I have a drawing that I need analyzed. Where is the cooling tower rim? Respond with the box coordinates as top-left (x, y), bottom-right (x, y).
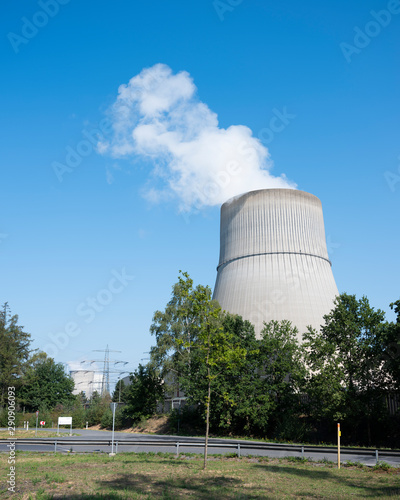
top-left (222, 188), bottom-right (321, 208)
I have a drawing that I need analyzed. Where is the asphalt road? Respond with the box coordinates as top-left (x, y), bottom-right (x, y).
top-left (1, 428), bottom-right (400, 467)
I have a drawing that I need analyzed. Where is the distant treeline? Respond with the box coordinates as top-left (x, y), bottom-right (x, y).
top-left (148, 275), bottom-right (400, 447)
top-left (1, 285), bottom-right (399, 448)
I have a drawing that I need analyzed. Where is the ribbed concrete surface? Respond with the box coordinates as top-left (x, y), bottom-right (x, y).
top-left (213, 189), bottom-right (338, 340)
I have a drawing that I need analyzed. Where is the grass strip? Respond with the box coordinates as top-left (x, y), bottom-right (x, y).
top-left (0, 451), bottom-right (399, 499)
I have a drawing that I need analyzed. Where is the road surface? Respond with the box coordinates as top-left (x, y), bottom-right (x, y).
top-left (1, 428), bottom-right (399, 467)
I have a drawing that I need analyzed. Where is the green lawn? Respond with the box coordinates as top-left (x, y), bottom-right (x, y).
top-left (0, 430), bottom-right (80, 439)
top-left (1, 452), bottom-right (399, 499)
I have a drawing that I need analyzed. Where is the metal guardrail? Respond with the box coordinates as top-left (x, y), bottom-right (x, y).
top-left (5, 438), bottom-right (400, 464)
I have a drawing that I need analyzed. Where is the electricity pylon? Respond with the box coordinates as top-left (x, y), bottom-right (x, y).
top-left (86, 345), bottom-right (128, 396)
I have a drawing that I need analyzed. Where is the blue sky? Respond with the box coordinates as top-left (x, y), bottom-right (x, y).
top-left (1, 0), bottom-right (399, 387)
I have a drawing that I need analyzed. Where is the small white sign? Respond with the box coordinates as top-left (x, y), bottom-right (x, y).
top-left (40, 421), bottom-right (45, 426)
top-left (58, 417), bottom-right (72, 425)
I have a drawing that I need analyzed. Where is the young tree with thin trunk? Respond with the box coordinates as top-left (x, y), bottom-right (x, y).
top-left (176, 272), bottom-right (246, 469)
top-left (151, 272), bottom-right (246, 469)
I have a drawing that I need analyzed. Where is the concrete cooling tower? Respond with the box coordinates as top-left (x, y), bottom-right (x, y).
top-left (213, 189), bottom-right (338, 340)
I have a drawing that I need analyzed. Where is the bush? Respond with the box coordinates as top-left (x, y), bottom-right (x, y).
top-left (373, 461), bottom-right (392, 471)
top-left (100, 409), bottom-right (113, 429)
top-left (271, 414), bottom-right (310, 443)
top-left (345, 460), bottom-right (364, 469)
top-left (28, 408), bottom-right (53, 429)
top-left (100, 407), bottom-right (125, 430)
top-left (135, 415), bottom-right (148, 429)
top-left (86, 393), bottom-right (112, 426)
top-left (169, 406), bottom-right (203, 434)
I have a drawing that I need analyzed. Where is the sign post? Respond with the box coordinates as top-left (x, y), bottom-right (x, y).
top-left (337, 423), bottom-right (341, 469)
top-left (35, 410), bottom-right (39, 437)
top-left (109, 403), bottom-right (118, 456)
top-left (57, 417), bottom-right (73, 436)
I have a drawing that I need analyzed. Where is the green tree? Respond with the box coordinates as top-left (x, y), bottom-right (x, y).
top-left (100, 406), bottom-right (125, 430)
top-left (150, 272), bottom-right (249, 467)
top-left (122, 364), bottom-right (164, 424)
top-left (182, 314), bottom-right (266, 436)
top-left (303, 293), bottom-right (387, 444)
top-left (86, 391), bottom-right (112, 426)
top-left (112, 379), bottom-right (130, 404)
top-left (20, 355), bottom-right (75, 411)
top-left (377, 300), bottom-right (400, 391)
top-left (174, 315), bottom-right (306, 440)
top-left (150, 278), bottom-right (198, 396)
top-left (70, 393), bottom-right (87, 428)
top-left (174, 272), bottom-right (246, 469)
top-left (0, 303), bottom-right (32, 407)
top-left (258, 320), bottom-right (307, 440)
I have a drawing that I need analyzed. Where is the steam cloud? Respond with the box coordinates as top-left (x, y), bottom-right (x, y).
top-left (99, 64), bottom-right (296, 211)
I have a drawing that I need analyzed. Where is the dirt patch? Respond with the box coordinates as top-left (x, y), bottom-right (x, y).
top-left (130, 415), bottom-right (171, 434)
top-left (87, 416), bottom-right (172, 435)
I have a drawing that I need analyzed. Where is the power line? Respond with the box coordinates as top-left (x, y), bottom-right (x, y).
top-left (82, 345), bottom-right (128, 396)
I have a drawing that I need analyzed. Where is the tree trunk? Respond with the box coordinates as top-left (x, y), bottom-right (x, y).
top-left (203, 367), bottom-right (211, 470)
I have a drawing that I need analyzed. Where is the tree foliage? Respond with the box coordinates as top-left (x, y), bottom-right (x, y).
top-left (3, 291), bottom-right (397, 447)
top-left (258, 320), bottom-right (307, 439)
top-left (151, 272), bottom-right (247, 467)
top-left (150, 277), bottom-right (197, 394)
top-left (183, 314), bottom-right (263, 435)
top-left (122, 364), bottom-right (164, 424)
top-left (20, 355), bottom-right (75, 411)
top-left (179, 273), bottom-right (247, 467)
top-left (151, 272), bottom-right (310, 442)
top-left (112, 379), bottom-right (130, 404)
top-left (70, 393), bottom-right (87, 428)
top-left (85, 391), bottom-right (114, 427)
top-left (150, 281), bottom-right (400, 447)
top-left (303, 293), bottom-right (390, 444)
top-left (181, 317), bottom-right (307, 439)
top-left (377, 299), bottom-right (400, 391)
top-left (0, 303), bottom-right (32, 407)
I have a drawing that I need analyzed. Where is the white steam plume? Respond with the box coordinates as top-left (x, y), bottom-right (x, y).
top-left (99, 63), bottom-right (296, 211)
